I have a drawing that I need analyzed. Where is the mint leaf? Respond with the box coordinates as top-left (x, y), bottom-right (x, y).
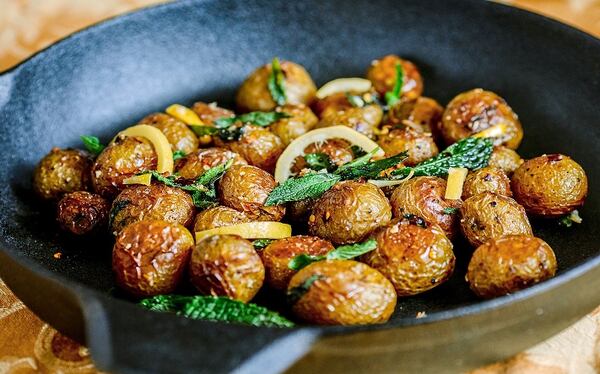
top-left (288, 239), bottom-right (377, 271)
top-left (384, 63), bottom-right (404, 106)
top-left (443, 207), bottom-right (458, 215)
top-left (81, 135), bottom-right (105, 155)
top-left (265, 172), bottom-right (341, 206)
top-left (268, 57), bottom-right (287, 105)
top-left (252, 239), bottom-right (274, 250)
top-left (189, 125), bottom-right (218, 137)
top-left (336, 152), bottom-right (407, 180)
top-left (213, 111), bottom-right (290, 128)
top-left (173, 150), bottom-right (186, 161)
top-left (304, 153), bottom-right (334, 172)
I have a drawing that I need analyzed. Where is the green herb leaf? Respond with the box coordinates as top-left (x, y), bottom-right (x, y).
top-left (384, 63), bottom-right (404, 106)
top-left (304, 153), bottom-right (334, 172)
top-left (172, 150), bottom-right (187, 161)
top-left (336, 152), bottom-right (407, 180)
top-left (350, 145), bottom-right (367, 158)
top-left (252, 239), bottom-right (274, 250)
top-left (190, 125), bottom-right (218, 137)
top-left (80, 135), bottom-right (105, 155)
top-left (558, 210), bottom-right (582, 228)
top-left (288, 254), bottom-right (324, 271)
top-left (213, 111), bottom-right (290, 128)
top-left (265, 172), bottom-right (341, 206)
top-left (288, 239), bottom-right (377, 271)
top-left (334, 147), bottom-right (380, 175)
top-left (287, 275), bottom-right (323, 305)
top-left (443, 207), bottom-right (458, 215)
top-left (268, 57), bottom-right (287, 105)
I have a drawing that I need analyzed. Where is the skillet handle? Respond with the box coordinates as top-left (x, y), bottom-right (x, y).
top-left (80, 293), bottom-right (320, 374)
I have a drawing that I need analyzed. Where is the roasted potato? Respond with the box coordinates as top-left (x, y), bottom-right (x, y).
top-left (441, 89), bottom-right (523, 148)
top-left (377, 127), bottom-right (439, 165)
top-left (269, 104), bottom-right (318, 145)
top-left (460, 192), bottom-right (532, 247)
top-left (57, 191), bottom-right (110, 235)
top-left (189, 234), bottom-right (264, 302)
top-left (33, 148), bottom-right (92, 200)
top-left (218, 164), bottom-right (285, 221)
top-left (193, 205), bottom-right (251, 232)
top-left (291, 138), bottom-right (354, 173)
top-left (389, 176), bottom-right (461, 239)
top-left (215, 125), bottom-right (284, 173)
top-left (462, 166), bottom-right (512, 200)
top-left (287, 260), bottom-right (396, 325)
top-left (316, 103), bottom-right (383, 139)
top-left (385, 96), bottom-right (444, 136)
top-left (236, 60), bottom-right (317, 112)
top-left (175, 147), bottom-right (247, 180)
top-left (466, 235), bottom-right (557, 298)
top-left (366, 54), bottom-right (423, 99)
top-left (363, 217), bottom-right (455, 296)
top-left (511, 154), bottom-right (588, 217)
top-left (309, 181), bottom-right (392, 245)
top-left (311, 91), bottom-right (354, 117)
top-left (109, 184), bottom-right (195, 235)
top-left (192, 101), bottom-right (235, 126)
top-left (286, 198), bottom-right (315, 227)
top-left (139, 113), bottom-right (199, 154)
top-left (112, 220), bottom-right (194, 297)
top-left (489, 146), bottom-right (523, 175)
top-left (261, 236), bottom-right (334, 291)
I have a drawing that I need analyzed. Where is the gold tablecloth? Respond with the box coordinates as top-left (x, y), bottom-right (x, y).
top-left (1, 1), bottom-right (599, 373)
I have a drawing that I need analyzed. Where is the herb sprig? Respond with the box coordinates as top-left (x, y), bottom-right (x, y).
top-left (304, 153), bottom-right (335, 172)
top-left (268, 57), bottom-right (287, 105)
top-left (288, 239), bottom-right (378, 271)
top-left (384, 63), bottom-right (404, 106)
top-left (172, 150), bottom-right (186, 161)
top-left (81, 135), bottom-right (105, 155)
top-left (190, 111), bottom-right (290, 141)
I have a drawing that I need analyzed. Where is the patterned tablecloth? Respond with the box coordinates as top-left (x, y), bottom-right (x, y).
top-left (0, 1), bottom-right (599, 373)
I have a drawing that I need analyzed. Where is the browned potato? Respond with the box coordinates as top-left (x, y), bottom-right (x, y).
top-left (309, 181), bottom-right (391, 245)
top-left (57, 191), bottom-right (110, 235)
top-left (112, 220), bottom-right (194, 297)
top-left (366, 54), bottom-right (423, 99)
top-left (316, 103), bottom-right (383, 139)
top-left (109, 184), bottom-right (195, 235)
top-left (466, 235), bottom-right (557, 298)
top-left (363, 217), bottom-right (455, 296)
top-left (287, 260), bottom-right (396, 325)
top-left (286, 198), bottom-right (315, 226)
top-left (236, 60), bottom-right (317, 112)
top-left (91, 136), bottom-right (157, 198)
top-left (462, 166), bottom-right (512, 200)
top-left (489, 146), bottom-right (523, 175)
top-left (511, 154), bottom-right (588, 217)
top-left (192, 101), bottom-right (235, 126)
top-left (386, 97), bottom-right (444, 135)
top-left (460, 192), bottom-right (532, 247)
top-left (377, 127), bottom-right (439, 165)
top-left (139, 113), bottom-right (199, 154)
top-left (215, 125), bottom-right (284, 173)
top-left (441, 89), bottom-right (523, 149)
top-left (312, 91), bottom-right (353, 118)
top-left (269, 104), bottom-right (318, 145)
top-left (193, 205), bottom-right (251, 232)
top-left (389, 177), bottom-right (461, 239)
top-left (33, 148), bottom-right (92, 200)
top-left (175, 147), bottom-right (247, 180)
top-left (261, 236), bottom-right (334, 291)
top-left (189, 234), bottom-right (264, 302)
top-left (218, 164), bottom-right (285, 221)
top-left (291, 138), bottom-right (354, 173)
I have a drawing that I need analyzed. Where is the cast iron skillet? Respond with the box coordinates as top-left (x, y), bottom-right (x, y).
top-left (0, 0), bottom-right (599, 372)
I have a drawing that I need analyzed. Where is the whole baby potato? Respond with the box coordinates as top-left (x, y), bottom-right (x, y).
top-left (215, 125), bottom-right (284, 173)
top-left (269, 104), bottom-right (318, 146)
top-left (57, 191), bottom-right (110, 235)
top-left (377, 127), bottom-right (439, 165)
top-left (139, 112), bottom-right (199, 154)
top-left (366, 54), bottom-right (423, 99)
top-left (461, 166), bottom-right (512, 200)
top-left (175, 147), bottom-right (247, 180)
top-left (489, 146), bottom-right (523, 175)
top-left (193, 205), bottom-right (251, 232)
top-left (33, 148), bottom-right (92, 200)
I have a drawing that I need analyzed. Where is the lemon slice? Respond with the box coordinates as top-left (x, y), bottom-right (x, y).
top-left (445, 167), bottom-right (468, 200)
top-left (472, 123), bottom-right (508, 139)
top-left (195, 221), bottom-right (292, 242)
top-left (166, 104), bottom-right (204, 125)
top-left (316, 78), bottom-right (373, 99)
top-left (118, 125), bottom-right (174, 174)
top-left (123, 173), bottom-right (152, 186)
top-left (274, 126), bottom-right (383, 183)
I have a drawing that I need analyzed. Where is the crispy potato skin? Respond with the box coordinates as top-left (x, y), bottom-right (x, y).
top-left (189, 234), bottom-right (264, 302)
top-left (112, 220), bottom-right (194, 297)
top-left (109, 184), bottom-right (195, 235)
top-left (309, 181), bottom-right (392, 245)
top-left (462, 166), bottom-right (512, 200)
top-left (92, 136), bottom-right (157, 199)
top-left (489, 146), bottom-right (523, 175)
top-left (511, 154), bottom-right (588, 217)
top-left (215, 125), bottom-right (284, 173)
top-left (316, 103), bottom-right (383, 139)
top-left (261, 236), bottom-right (334, 291)
top-left (366, 55), bottom-right (423, 99)
top-left (363, 218), bottom-right (455, 296)
top-left (386, 97), bottom-right (444, 135)
top-left (139, 113), bottom-right (199, 154)
top-left (390, 177), bottom-right (461, 239)
top-left (441, 89), bottom-right (523, 148)
top-left (218, 164), bottom-right (285, 221)
top-left (175, 147), bottom-right (247, 180)
top-left (288, 260), bottom-right (396, 325)
top-left (467, 235), bottom-right (557, 298)
top-left (57, 191), bottom-right (110, 235)
top-left (460, 192), bottom-right (532, 247)
top-left (270, 104), bottom-right (318, 146)
top-left (33, 148), bottom-right (92, 200)
top-left (292, 138), bottom-right (354, 173)
top-left (193, 205), bottom-right (251, 232)
top-left (377, 127), bottom-right (439, 165)
top-left (236, 60), bottom-right (317, 112)
top-left (192, 101), bottom-right (235, 126)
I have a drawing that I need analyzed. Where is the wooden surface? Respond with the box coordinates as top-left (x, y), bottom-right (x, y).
top-left (0, 1), bottom-right (599, 373)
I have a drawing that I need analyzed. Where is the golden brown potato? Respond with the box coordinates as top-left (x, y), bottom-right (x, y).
top-left (441, 89), bottom-right (523, 149)
top-left (139, 113), bottom-right (199, 154)
top-left (287, 260), bottom-right (396, 325)
top-left (466, 235), bottom-right (557, 299)
top-left (91, 136), bottom-right (157, 198)
top-left (112, 220), bottom-right (194, 297)
top-left (218, 164), bottom-right (285, 221)
top-left (377, 127), bottom-right (439, 165)
top-left (192, 101), bottom-right (235, 126)
top-left (269, 104), bottom-right (318, 145)
top-left (57, 191), bottom-right (110, 235)
top-left (109, 184), bottom-right (195, 235)
top-left (261, 236), bottom-right (334, 291)
top-left (366, 55), bottom-right (423, 99)
top-left (460, 192), bottom-right (532, 248)
top-left (236, 60), bottom-right (317, 112)
top-left (385, 96), bottom-right (444, 136)
top-left (511, 154), bottom-right (588, 217)
top-left (311, 91), bottom-right (354, 118)
top-left (33, 148), bottom-right (92, 200)
top-left (215, 125), bottom-right (284, 173)
top-left (462, 166), bottom-right (512, 200)
top-left (389, 177), bottom-right (461, 239)
top-left (175, 147), bottom-right (247, 180)
top-left (363, 217), bottom-right (455, 296)
top-left (316, 104), bottom-right (383, 139)
top-left (193, 205), bottom-right (251, 232)
top-left (291, 138), bottom-right (354, 173)
top-left (489, 146), bottom-right (523, 175)
top-left (309, 181), bottom-right (391, 245)
top-left (189, 234), bottom-right (264, 302)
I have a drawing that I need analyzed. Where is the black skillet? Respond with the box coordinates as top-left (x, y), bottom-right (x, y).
top-left (0, 0), bottom-right (599, 373)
